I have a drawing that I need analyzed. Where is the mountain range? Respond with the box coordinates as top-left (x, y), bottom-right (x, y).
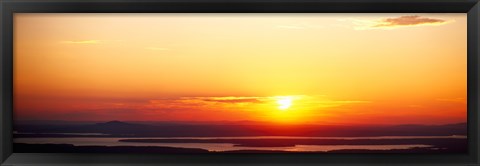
top-left (14, 120), bottom-right (468, 137)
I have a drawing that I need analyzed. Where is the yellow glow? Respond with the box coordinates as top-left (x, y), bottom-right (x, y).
top-left (276, 96), bottom-right (293, 110)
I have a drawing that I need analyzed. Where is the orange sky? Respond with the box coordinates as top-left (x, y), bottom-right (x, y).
top-left (14, 14), bottom-right (467, 125)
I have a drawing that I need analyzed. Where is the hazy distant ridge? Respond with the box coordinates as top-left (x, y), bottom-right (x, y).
top-left (14, 121), bottom-right (468, 137)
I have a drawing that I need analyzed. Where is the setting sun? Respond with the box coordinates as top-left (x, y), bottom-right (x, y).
top-left (276, 96), bottom-right (293, 110)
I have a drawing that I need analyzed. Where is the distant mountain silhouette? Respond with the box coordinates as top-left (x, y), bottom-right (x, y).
top-left (86, 121), bottom-right (158, 135)
top-left (13, 121), bottom-right (468, 137)
top-left (93, 120), bottom-right (144, 128)
top-left (96, 120), bottom-right (128, 125)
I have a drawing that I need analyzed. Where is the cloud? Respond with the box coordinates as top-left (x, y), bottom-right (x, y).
top-left (181, 96), bottom-right (369, 106)
top-left (145, 47), bottom-right (169, 51)
top-left (149, 96), bottom-right (297, 108)
top-left (63, 95), bottom-right (370, 115)
top-left (24, 95), bottom-right (373, 121)
top-left (373, 15), bottom-right (447, 27)
top-left (202, 98), bottom-right (261, 104)
top-left (170, 96), bottom-right (266, 104)
top-left (340, 15), bottom-right (452, 30)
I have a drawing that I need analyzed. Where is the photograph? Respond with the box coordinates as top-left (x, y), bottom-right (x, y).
top-left (13, 13), bottom-right (467, 153)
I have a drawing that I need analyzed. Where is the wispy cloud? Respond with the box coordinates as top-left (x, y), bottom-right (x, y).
top-left (31, 95), bottom-right (372, 121)
top-left (145, 47), bottom-right (169, 51)
top-left (374, 15), bottom-right (447, 27)
top-left (146, 96), bottom-right (370, 111)
top-left (148, 96), bottom-right (297, 108)
top-left (55, 95), bottom-right (370, 115)
top-left (198, 97), bottom-right (263, 104)
top-left (166, 96), bottom-right (269, 105)
top-left (340, 15), bottom-right (452, 30)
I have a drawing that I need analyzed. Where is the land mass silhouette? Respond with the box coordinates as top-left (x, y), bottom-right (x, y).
top-left (14, 120), bottom-right (468, 137)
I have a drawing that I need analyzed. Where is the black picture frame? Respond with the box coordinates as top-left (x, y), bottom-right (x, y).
top-left (1, 0), bottom-right (479, 165)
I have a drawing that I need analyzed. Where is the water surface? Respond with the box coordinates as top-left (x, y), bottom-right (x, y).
top-left (14, 137), bottom-right (441, 152)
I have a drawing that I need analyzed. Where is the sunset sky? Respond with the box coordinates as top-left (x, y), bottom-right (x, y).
top-left (14, 14), bottom-right (467, 125)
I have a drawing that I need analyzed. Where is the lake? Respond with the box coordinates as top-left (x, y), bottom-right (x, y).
top-left (14, 135), bottom-right (465, 152)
